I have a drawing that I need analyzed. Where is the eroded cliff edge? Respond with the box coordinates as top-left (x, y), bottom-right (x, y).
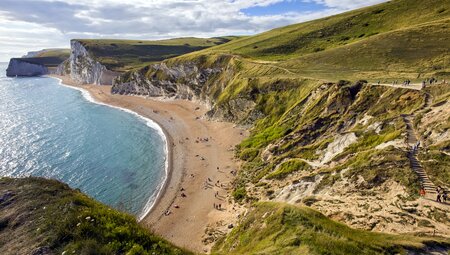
top-left (57, 40), bottom-right (120, 85)
top-left (6, 58), bottom-right (48, 77)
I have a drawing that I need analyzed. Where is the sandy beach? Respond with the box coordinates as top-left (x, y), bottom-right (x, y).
top-left (51, 75), bottom-right (247, 253)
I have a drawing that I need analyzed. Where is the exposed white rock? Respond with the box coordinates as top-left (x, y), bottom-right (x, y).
top-left (375, 138), bottom-right (405, 150)
top-left (274, 175), bottom-right (323, 203)
top-left (6, 59), bottom-right (48, 77)
top-left (68, 40), bottom-right (120, 85)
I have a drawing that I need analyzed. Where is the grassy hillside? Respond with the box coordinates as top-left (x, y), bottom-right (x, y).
top-left (77, 37), bottom-right (239, 72)
top-left (35, 49), bottom-right (71, 59)
top-left (213, 202), bottom-right (450, 255)
top-left (12, 57), bottom-right (66, 68)
top-left (0, 177), bottom-right (191, 255)
top-left (181, 0), bottom-right (449, 81)
top-left (208, 0), bottom-right (448, 60)
top-left (113, 0), bottom-right (450, 235)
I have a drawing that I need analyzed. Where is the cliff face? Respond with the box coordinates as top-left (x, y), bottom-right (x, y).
top-left (112, 62), bottom-right (220, 103)
top-left (6, 58), bottom-right (48, 77)
top-left (112, 55), bottom-right (261, 123)
top-left (61, 40), bottom-right (120, 85)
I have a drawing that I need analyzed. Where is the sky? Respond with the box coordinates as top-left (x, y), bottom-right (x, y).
top-left (0, 0), bottom-right (387, 62)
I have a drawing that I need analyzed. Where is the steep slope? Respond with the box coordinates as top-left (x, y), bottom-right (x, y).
top-left (283, 19), bottom-right (450, 80)
top-left (209, 0), bottom-right (448, 61)
top-left (0, 177), bottom-right (191, 255)
top-left (213, 202), bottom-right (450, 255)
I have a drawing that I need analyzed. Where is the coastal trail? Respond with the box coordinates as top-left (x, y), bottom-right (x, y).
top-left (371, 82), bottom-right (442, 198)
top-left (401, 91), bottom-right (440, 200)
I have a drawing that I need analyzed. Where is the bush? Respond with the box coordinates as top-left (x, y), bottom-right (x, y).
top-left (267, 159), bottom-right (310, 179)
top-left (239, 148), bottom-right (259, 161)
top-left (233, 187), bottom-right (247, 202)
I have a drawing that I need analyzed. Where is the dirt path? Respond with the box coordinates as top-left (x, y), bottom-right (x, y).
top-left (371, 83), bottom-right (423, 90)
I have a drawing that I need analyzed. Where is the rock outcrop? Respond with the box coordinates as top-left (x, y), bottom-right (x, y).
top-left (111, 58), bottom-right (260, 123)
top-left (63, 40), bottom-right (120, 85)
top-left (112, 62), bottom-right (221, 103)
top-left (6, 58), bottom-right (49, 77)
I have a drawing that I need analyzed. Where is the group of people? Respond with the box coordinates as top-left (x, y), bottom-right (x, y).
top-left (376, 77), bottom-right (443, 87)
top-left (388, 80), bottom-right (413, 85)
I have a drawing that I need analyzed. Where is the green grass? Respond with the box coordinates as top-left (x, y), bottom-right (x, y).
top-left (0, 177), bottom-right (191, 255)
top-left (208, 0), bottom-right (448, 61)
top-left (213, 202), bottom-right (449, 255)
top-left (233, 81), bottom-right (426, 188)
top-left (35, 49), bottom-right (70, 59)
top-left (173, 0), bottom-right (449, 81)
top-left (267, 159), bottom-right (311, 179)
top-left (76, 37), bottom-right (239, 72)
top-left (419, 151), bottom-right (450, 187)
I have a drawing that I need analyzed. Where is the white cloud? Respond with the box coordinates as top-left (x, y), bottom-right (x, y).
top-left (303, 0), bottom-right (386, 9)
top-left (0, 0), bottom-right (387, 62)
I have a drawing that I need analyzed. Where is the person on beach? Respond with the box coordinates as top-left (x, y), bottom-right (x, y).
top-left (443, 191), bottom-right (448, 203)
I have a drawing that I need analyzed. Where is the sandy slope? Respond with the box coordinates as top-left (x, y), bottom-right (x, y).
top-left (52, 75), bottom-right (247, 253)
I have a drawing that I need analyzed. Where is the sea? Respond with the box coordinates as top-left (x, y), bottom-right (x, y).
top-left (0, 63), bottom-right (167, 219)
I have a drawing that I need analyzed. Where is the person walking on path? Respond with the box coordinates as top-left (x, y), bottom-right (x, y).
top-left (419, 187), bottom-right (426, 197)
top-left (436, 187), bottom-right (442, 203)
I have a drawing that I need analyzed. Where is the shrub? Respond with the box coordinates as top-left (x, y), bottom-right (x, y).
top-left (267, 159), bottom-right (310, 179)
top-left (233, 187), bottom-right (247, 202)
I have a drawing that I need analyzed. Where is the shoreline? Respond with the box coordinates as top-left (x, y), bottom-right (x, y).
top-left (51, 76), bottom-right (170, 221)
top-left (49, 75), bottom-right (247, 253)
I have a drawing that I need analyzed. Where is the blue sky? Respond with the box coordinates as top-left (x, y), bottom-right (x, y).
top-left (243, 0), bottom-right (324, 16)
top-left (0, 0), bottom-right (387, 62)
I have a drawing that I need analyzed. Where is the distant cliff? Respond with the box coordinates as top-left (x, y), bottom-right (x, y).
top-left (58, 40), bottom-right (120, 85)
top-left (6, 51), bottom-right (69, 77)
top-left (6, 58), bottom-right (49, 77)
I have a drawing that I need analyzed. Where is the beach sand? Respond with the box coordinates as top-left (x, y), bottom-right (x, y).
top-left (52, 75), bottom-right (247, 253)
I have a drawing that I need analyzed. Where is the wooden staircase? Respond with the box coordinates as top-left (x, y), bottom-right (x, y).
top-left (402, 92), bottom-right (439, 196)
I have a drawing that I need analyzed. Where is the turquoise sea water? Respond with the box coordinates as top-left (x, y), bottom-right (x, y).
top-left (0, 63), bottom-right (166, 219)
